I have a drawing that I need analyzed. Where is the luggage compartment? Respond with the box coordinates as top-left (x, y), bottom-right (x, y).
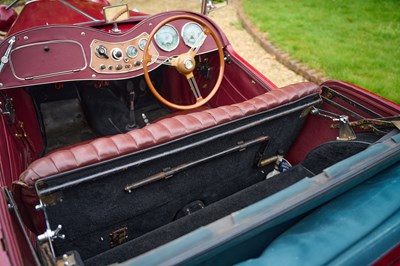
top-left (34, 93), bottom-right (321, 263)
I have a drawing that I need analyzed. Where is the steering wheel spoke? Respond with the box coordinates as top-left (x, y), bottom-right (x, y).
top-left (186, 74), bottom-right (203, 100)
top-left (187, 30), bottom-right (208, 57)
top-left (156, 55), bottom-right (178, 66)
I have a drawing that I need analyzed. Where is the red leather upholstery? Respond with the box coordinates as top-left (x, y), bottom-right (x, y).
top-left (13, 82), bottom-right (320, 233)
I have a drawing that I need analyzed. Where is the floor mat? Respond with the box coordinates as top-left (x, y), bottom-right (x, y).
top-left (41, 99), bottom-right (96, 153)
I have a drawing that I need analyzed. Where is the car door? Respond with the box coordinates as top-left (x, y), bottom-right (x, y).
top-left (0, 187), bottom-right (38, 266)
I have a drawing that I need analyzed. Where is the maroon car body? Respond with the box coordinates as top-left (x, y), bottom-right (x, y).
top-left (0, 1), bottom-right (399, 266)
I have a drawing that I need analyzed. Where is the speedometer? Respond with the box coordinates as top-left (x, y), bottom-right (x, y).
top-left (182, 22), bottom-right (204, 48)
top-left (155, 24), bottom-right (179, 52)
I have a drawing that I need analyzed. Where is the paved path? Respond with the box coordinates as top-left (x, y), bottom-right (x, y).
top-left (112, 0), bottom-right (306, 87)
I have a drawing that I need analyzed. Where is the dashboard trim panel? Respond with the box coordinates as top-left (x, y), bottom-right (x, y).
top-left (9, 40), bottom-right (87, 81)
top-left (89, 32), bottom-right (159, 74)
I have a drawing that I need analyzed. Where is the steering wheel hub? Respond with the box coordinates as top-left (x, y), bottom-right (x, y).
top-left (176, 54), bottom-right (196, 75)
top-left (184, 58), bottom-right (194, 70)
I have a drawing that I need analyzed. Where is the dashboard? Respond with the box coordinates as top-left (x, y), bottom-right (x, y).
top-left (90, 21), bottom-right (206, 74)
top-left (0, 11), bottom-right (226, 89)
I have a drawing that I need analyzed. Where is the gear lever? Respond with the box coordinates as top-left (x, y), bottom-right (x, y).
top-left (126, 90), bottom-right (137, 130)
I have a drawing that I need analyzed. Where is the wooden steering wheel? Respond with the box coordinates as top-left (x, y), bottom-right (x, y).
top-left (142, 15), bottom-right (225, 110)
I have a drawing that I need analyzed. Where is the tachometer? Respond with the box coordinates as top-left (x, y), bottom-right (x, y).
top-left (182, 22), bottom-right (205, 48)
top-left (155, 24), bottom-right (179, 52)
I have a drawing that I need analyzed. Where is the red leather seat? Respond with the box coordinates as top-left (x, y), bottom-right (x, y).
top-left (13, 82), bottom-right (320, 233)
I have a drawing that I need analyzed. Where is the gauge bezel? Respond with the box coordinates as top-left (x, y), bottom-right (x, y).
top-left (181, 22), bottom-right (204, 48)
top-left (110, 48), bottom-right (123, 61)
top-left (126, 45), bottom-right (138, 59)
top-left (154, 24), bottom-right (180, 52)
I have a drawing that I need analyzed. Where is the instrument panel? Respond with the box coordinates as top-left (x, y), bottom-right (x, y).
top-left (0, 11), bottom-right (225, 89)
top-left (90, 32), bottom-right (159, 74)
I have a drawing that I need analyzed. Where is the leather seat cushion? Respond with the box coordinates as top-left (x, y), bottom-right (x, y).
top-left (13, 82), bottom-right (320, 233)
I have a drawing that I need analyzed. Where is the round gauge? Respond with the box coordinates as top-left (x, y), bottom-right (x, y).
top-left (182, 22), bottom-right (204, 48)
top-left (138, 38), bottom-right (147, 51)
top-left (126, 45), bottom-right (138, 59)
top-left (155, 24), bottom-right (179, 52)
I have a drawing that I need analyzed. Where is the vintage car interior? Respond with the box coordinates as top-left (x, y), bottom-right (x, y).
top-left (0, 1), bottom-right (399, 265)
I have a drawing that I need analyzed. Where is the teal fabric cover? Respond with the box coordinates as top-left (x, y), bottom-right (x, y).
top-left (236, 163), bottom-right (400, 266)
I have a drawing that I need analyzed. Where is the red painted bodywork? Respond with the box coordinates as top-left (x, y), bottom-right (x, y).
top-left (7, 0), bottom-right (150, 36)
top-left (286, 80), bottom-right (400, 164)
top-left (0, 1), bottom-right (399, 265)
top-left (374, 244), bottom-right (400, 266)
top-left (8, 0), bottom-right (107, 35)
top-left (0, 189), bottom-right (36, 266)
top-left (0, 5), bottom-right (17, 32)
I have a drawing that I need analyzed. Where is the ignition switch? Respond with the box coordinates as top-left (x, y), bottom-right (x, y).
top-left (95, 45), bottom-right (109, 59)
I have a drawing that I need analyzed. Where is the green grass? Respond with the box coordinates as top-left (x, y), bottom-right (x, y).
top-left (243, 0), bottom-right (400, 103)
top-left (1, 0), bottom-right (15, 5)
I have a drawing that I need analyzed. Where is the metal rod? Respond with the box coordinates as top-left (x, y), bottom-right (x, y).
top-left (321, 86), bottom-right (382, 118)
top-left (6, 0), bottom-right (19, 10)
top-left (124, 135), bottom-right (269, 192)
top-left (321, 96), bottom-right (365, 120)
top-left (258, 155), bottom-right (278, 168)
top-left (58, 0), bottom-right (98, 21)
top-left (201, 0), bottom-right (208, 15)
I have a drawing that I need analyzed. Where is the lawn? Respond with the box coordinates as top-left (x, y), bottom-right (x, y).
top-left (242, 0), bottom-right (400, 103)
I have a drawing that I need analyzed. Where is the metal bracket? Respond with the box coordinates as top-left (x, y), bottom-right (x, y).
top-left (201, 0), bottom-right (229, 15)
top-left (37, 225), bottom-right (65, 243)
top-left (109, 227), bottom-right (128, 248)
top-left (335, 115), bottom-right (357, 140)
top-left (0, 96), bottom-right (15, 124)
top-left (57, 253), bottom-right (78, 266)
top-left (311, 107), bottom-right (356, 140)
